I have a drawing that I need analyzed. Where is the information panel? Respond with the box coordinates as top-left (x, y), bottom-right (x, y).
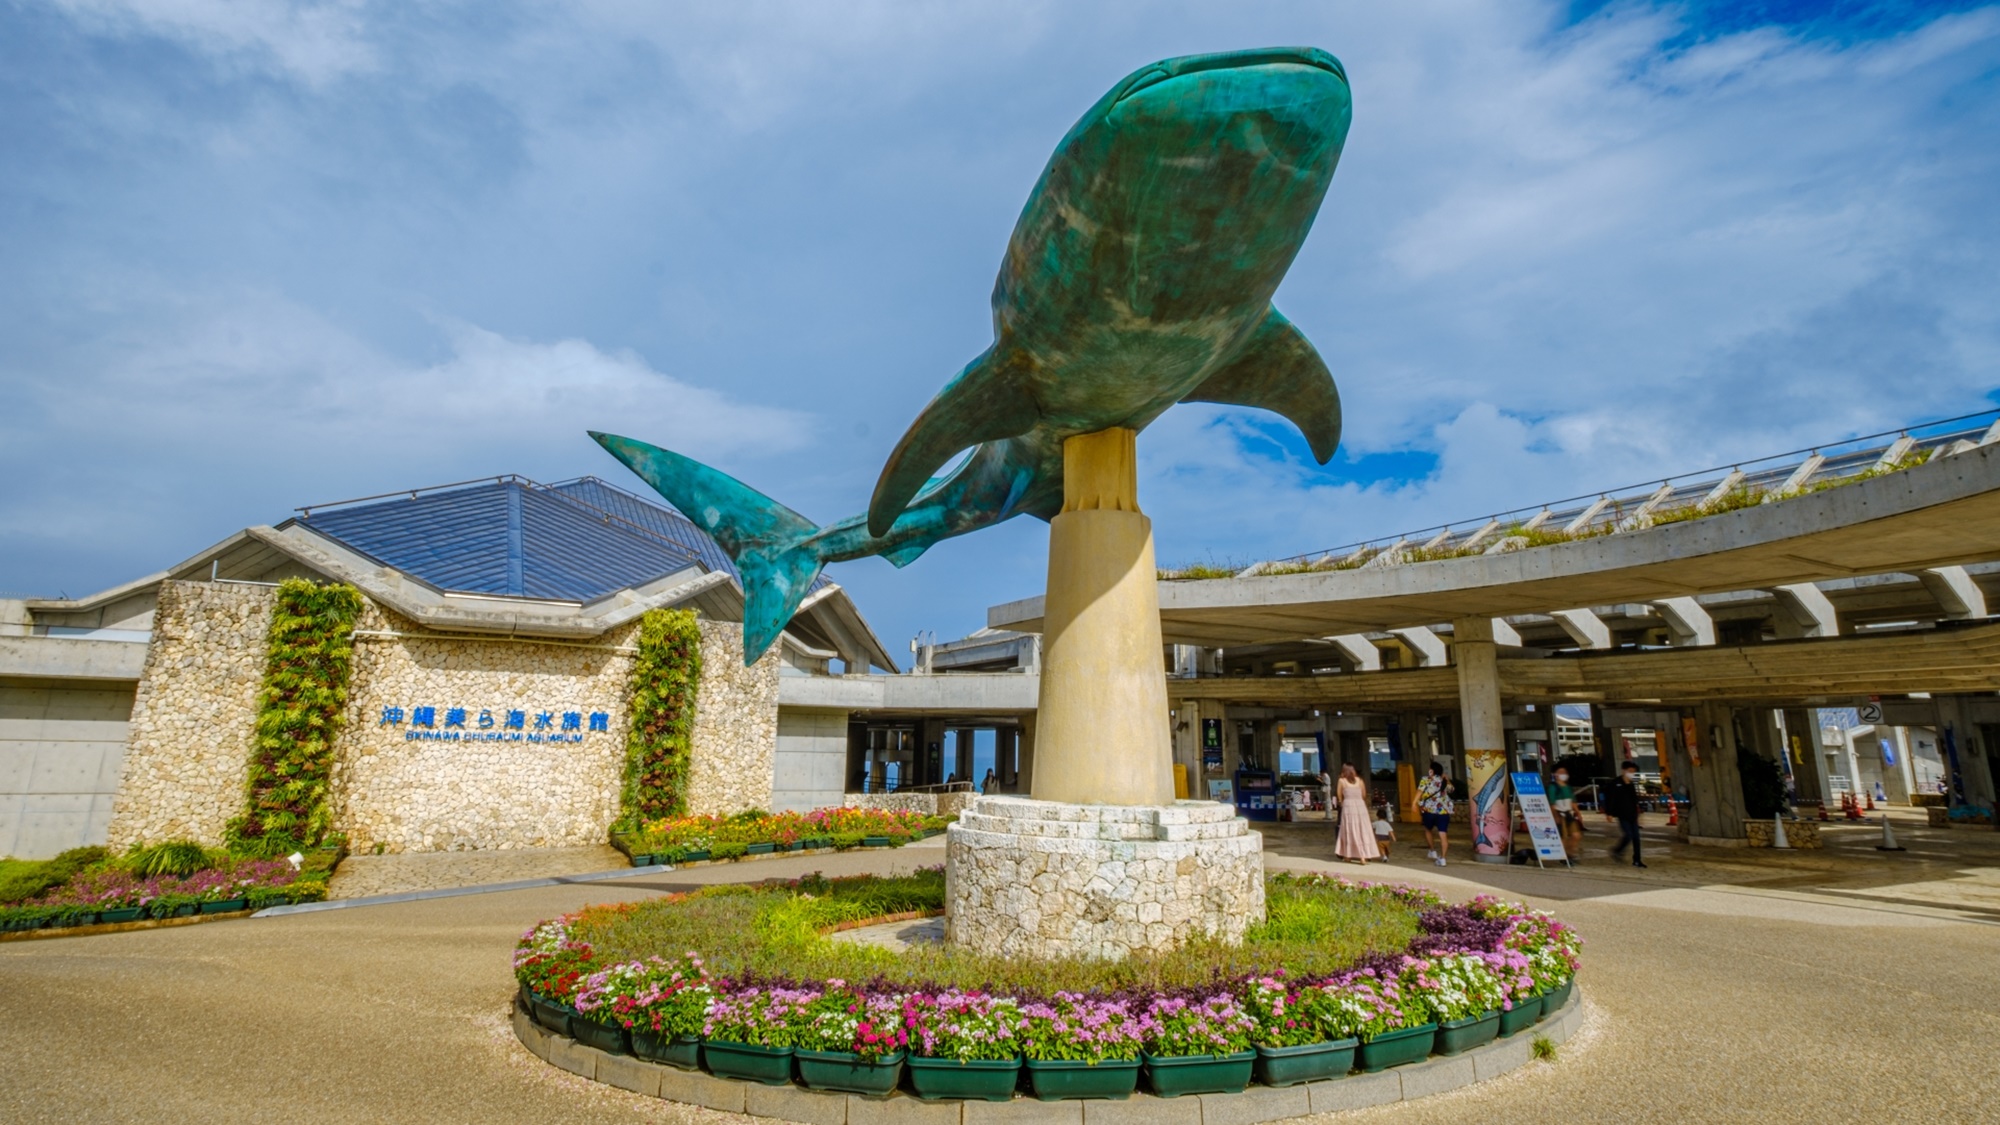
top-left (1512, 771), bottom-right (1569, 866)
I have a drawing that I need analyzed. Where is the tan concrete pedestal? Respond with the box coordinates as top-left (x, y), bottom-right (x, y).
top-left (946, 428), bottom-right (1264, 959)
top-left (1030, 428), bottom-right (1174, 807)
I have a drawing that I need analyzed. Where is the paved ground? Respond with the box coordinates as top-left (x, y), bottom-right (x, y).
top-left (328, 844), bottom-right (631, 899)
top-left (4, 822), bottom-right (1996, 1123)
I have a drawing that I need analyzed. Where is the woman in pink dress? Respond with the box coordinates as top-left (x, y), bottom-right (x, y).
top-left (1334, 763), bottom-right (1382, 864)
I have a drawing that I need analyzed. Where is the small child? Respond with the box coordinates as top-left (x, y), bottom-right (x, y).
top-left (1372, 804), bottom-right (1396, 858)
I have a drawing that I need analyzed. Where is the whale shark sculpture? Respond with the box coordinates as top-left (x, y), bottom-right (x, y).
top-left (593, 46), bottom-right (1353, 663)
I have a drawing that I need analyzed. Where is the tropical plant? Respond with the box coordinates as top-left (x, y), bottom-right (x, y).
top-left (621, 608), bottom-right (703, 821)
top-left (225, 578), bottom-right (362, 856)
top-left (122, 839), bottom-right (219, 878)
top-left (1018, 993), bottom-right (1143, 1062)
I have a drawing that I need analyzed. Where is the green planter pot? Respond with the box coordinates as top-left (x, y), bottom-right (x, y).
top-left (1498, 997), bottom-right (1542, 1036)
top-left (1144, 1050), bottom-right (1255, 1097)
top-left (571, 1017), bottom-right (630, 1056)
top-left (100, 907), bottom-right (144, 924)
top-left (1434, 1011), bottom-right (1501, 1056)
top-left (680, 849), bottom-right (711, 863)
top-left (907, 1055), bottom-right (1022, 1102)
top-left (528, 993), bottom-right (574, 1037)
top-left (795, 1048), bottom-right (905, 1096)
top-left (703, 1040), bottom-right (794, 1086)
top-left (1254, 1039), bottom-right (1357, 1087)
top-left (1356, 1024), bottom-right (1437, 1072)
top-left (630, 853), bottom-right (654, 867)
top-left (631, 1030), bottom-right (702, 1070)
top-left (744, 842), bottom-right (777, 856)
top-left (860, 836), bottom-right (893, 847)
top-left (200, 898), bottom-right (248, 915)
top-left (783, 841), bottom-right (806, 852)
top-left (1539, 979), bottom-right (1574, 1019)
top-left (1022, 1057), bottom-right (1141, 1101)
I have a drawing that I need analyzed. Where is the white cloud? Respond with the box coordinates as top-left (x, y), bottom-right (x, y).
top-left (49, 0), bottom-right (378, 85)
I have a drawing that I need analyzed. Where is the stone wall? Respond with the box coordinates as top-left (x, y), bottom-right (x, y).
top-left (683, 620), bottom-right (780, 817)
top-left (107, 581), bottom-right (276, 848)
top-left (106, 581), bottom-right (786, 853)
top-left (946, 796), bottom-right (1266, 959)
top-left (331, 603), bottom-right (637, 852)
top-left (843, 791), bottom-right (977, 818)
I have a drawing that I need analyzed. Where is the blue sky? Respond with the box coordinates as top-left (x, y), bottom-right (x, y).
top-left (3, 2), bottom-right (1998, 661)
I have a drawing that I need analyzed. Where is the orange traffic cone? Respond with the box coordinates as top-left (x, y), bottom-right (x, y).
top-left (1866, 790), bottom-right (1877, 812)
top-left (1666, 800), bottom-right (1680, 827)
top-left (1817, 802), bottom-right (1829, 822)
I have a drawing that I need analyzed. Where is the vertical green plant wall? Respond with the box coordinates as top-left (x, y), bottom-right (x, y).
top-left (225, 579), bottom-right (363, 857)
top-left (622, 608), bottom-right (703, 822)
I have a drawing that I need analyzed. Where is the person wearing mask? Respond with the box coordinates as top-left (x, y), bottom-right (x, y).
top-left (1549, 766), bottom-right (1582, 860)
top-left (1333, 763), bottom-right (1382, 864)
top-left (1416, 761), bottom-right (1454, 867)
top-left (1605, 761), bottom-right (1647, 869)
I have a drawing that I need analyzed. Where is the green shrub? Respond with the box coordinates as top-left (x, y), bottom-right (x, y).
top-left (1738, 748), bottom-right (1788, 820)
top-left (709, 842), bottom-right (749, 860)
top-left (0, 846), bottom-right (109, 905)
top-left (622, 608), bottom-right (703, 821)
top-left (226, 579), bottom-right (362, 857)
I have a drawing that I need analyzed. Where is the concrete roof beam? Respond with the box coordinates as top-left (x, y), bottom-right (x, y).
top-left (1779, 453), bottom-right (1825, 495)
top-left (1918, 566), bottom-right (1988, 620)
top-left (1550, 608), bottom-right (1612, 650)
top-left (1619, 484), bottom-right (1677, 531)
top-left (1773, 582), bottom-right (1839, 637)
top-left (1652, 596), bottom-right (1716, 646)
top-left (1388, 626), bottom-right (1448, 667)
top-left (1326, 634), bottom-right (1383, 671)
top-left (1563, 497), bottom-right (1610, 535)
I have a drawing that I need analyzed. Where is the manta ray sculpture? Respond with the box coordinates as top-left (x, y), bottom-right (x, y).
top-left (593, 46), bottom-right (1353, 663)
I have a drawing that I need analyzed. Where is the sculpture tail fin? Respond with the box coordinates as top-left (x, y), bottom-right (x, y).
top-left (590, 432), bottom-right (825, 664)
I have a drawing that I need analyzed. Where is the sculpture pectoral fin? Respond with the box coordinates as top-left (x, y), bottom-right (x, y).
top-left (867, 346), bottom-right (1041, 537)
top-left (1180, 307), bottom-right (1342, 464)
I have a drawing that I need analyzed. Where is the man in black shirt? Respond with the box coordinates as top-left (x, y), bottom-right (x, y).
top-left (1605, 761), bottom-right (1647, 869)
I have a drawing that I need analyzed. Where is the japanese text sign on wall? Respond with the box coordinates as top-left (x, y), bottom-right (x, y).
top-left (377, 705), bottom-right (610, 743)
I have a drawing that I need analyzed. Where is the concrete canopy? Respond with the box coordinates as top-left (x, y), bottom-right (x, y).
top-left (990, 442), bottom-right (2000, 647)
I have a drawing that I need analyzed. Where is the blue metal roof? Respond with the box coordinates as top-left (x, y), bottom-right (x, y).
top-left (287, 475), bottom-right (810, 603)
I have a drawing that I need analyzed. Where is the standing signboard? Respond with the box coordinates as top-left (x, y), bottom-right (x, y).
top-left (1512, 771), bottom-right (1570, 867)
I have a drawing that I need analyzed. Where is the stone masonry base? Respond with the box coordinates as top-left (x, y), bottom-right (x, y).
top-left (945, 796), bottom-right (1264, 959)
top-left (511, 988), bottom-right (1586, 1123)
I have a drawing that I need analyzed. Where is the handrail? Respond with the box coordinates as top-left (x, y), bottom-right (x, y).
top-left (1265, 407), bottom-right (2000, 566)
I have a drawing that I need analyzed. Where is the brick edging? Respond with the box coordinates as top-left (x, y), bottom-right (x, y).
top-left (511, 989), bottom-right (1585, 1122)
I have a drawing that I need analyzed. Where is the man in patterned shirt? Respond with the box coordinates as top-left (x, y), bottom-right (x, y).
top-left (1417, 761), bottom-right (1454, 867)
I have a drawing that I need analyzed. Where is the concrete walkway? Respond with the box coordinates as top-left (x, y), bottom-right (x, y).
top-left (3, 827), bottom-right (1995, 1122)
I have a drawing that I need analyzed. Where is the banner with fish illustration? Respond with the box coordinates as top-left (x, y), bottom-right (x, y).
top-left (1467, 749), bottom-right (1511, 859)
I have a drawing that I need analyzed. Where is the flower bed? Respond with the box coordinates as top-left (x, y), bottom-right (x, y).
top-left (615, 806), bottom-right (952, 864)
top-left (0, 843), bottom-right (329, 933)
top-left (513, 871), bottom-right (1581, 1100)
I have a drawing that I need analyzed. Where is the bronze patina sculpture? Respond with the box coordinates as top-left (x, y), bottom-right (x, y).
top-left (594, 46), bottom-right (1352, 666)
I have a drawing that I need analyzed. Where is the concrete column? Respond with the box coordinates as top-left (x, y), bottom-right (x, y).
top-left (1780, 708), bottom-right (1828, 806)
top-left (919, 718), bottom-right (946, 787)
top-left (1934, 695), bottom-right (1998, 810)
top-left (1452, 617), bottom-right (1509, 862)
top-left (1684, 703), bottom-right (1748, 843)
top-left (995, 726), bottom-right (1019, 791)
top-left (953, 727), bottom-right (977, 783)
top-left (1016, 712), bottom-right (1036, 794)
top-left (1031, 428), bottom-right (1174, 806)
top-left (1172, 699), bottom-right (1203, 800)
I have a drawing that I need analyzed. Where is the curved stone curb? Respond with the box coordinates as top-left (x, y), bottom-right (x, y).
top-left (512, 990), bottom-right (1584, 1122)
